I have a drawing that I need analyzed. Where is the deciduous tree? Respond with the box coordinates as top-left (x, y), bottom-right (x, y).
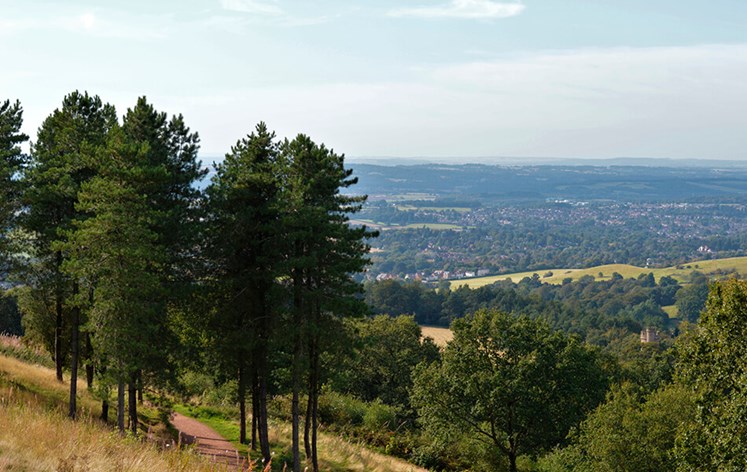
top-left (412, 310), bottom-right (609, 472)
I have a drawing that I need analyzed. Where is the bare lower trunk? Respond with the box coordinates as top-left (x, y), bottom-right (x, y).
top-left (292, 277), bottom-right (303, 472)
top-left (137, 370), bottom-right (143, 403)
top-left (55, 289), bottom-right (63, 381)
top-left (304, 391), bottom-right (312, 460)
top-left (85, 290), bottom-right (94, 389)
top-left (309, 334), bottom-right (319, 472)
top-left (311, 391), bottom-right (318, 472)
top-left (117, 380), bottom-right (125, 434)
top-left (85, 337), bottom-right (94, 389)
top-left (68, 302), bottom-right (80, 419)
top-left (258, 353), bottom-right (271, 463)
top-left (128, 373), bottom-right (138, 436)
top-left (251, 371), bottom-right (259, 451)
top-left (292, 359), bottom-right (301, 472)
top-left (238, 360), bottom-right (247, 444)
top-left (101, 399), bottom-right (109, 422)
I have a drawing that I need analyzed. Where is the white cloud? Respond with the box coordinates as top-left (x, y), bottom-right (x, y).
top-left (79, 13), bottom-right (96, 30)
top-left (389, 0), bottom-right (525, 19)
top-left (220, 0), bottom-right (283, 15)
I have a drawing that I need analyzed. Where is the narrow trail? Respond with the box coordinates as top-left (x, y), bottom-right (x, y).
top-left (171, 412), bottom-right (249, 470)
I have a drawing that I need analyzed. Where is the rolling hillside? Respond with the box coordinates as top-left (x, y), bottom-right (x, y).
top-left (451, 256), bottom-right (747, 289)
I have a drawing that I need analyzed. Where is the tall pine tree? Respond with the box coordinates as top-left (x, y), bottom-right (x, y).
top-left (204, 122), bottom-right (281, 461)
top-left (281, 134), bottom-right (375, 471)
top-left (23, 91), bottom-right (116, 418)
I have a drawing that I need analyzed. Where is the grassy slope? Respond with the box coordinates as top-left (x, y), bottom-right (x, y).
top-left (0, 348), bottom-right (424, 472)
top-left (453, 256), bottom-right (747, 289)
top-left (0, 354), bottom-right (213, 472)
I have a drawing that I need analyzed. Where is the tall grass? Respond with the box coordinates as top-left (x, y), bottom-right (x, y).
top-left (0, 400), bottom-right (221, 472)
top-left (0, 333), bottom-right (53, 367)
top-left (0, 352), bottom-right (242, 471)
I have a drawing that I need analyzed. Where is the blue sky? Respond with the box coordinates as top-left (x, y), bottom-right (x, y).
top-left (2, 0), bottom-right (746, 160)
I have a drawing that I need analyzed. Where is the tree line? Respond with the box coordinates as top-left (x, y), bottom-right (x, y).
top-left (366, 271), bottom-right (708, 337)
top-left (0, 92), bottom-right (374, 471)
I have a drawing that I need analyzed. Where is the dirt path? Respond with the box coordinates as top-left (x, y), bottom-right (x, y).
top-left (171, 412), bottom-right (248, 470)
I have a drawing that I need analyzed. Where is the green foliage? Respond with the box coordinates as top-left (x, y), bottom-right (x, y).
top-left (602, 332), bottom-right (675, 393)
top-left (0, 290), bottom-right (22, 335)
top-left (540, 383), bottom-right (695, 472)
top-left (332, 315), bottom-right (439, 410)
top-left (412, 310), bottom-right (609, 472)
top-left (366, 273), bottom-right (679, 343)
top-left (674, 280), bottom-right (709, 323)
top-left (674, 279), bottom-right (747, 470)
top-left (317, 390), bottom-right (367, 427)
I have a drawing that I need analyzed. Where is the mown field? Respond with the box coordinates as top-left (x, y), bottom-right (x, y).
top-left (421, 326), bottom-right (453, 347)
top-left (452, 256), bottom-right (747, 289)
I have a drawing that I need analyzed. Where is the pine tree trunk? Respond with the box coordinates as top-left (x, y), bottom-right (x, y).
top-left (137, 370), bottom-right (143, 403)
top-left (292, 270), bottom-right (303, 472)
top-left (85, 289), bottom-right (94, 389)
top-left (101, 399), bottom-right (109, 423)
top-left (309, 329), bottom-right (320, 472)
top-left (85, 331), bottom-right (94, 389)
top-left (238, 360), bottom-right (247, 444)
top-left (128, 373), bottom-right (138, 436)
top-left (304, 389), bottom-right (312, 461)
top-left (117, 380), bottom-right (125, 434)
top-left (311, 391), bottom-right (319, 472)
top-left (68, 300), bottom-right (80, 419)
top-left (256, 307), bottom-right (271, 464)
top-left (54, 251), bottom-right (64, 383)
top-left (291, 354), bottom-right (302, 470)
top-left (258, 350), bottom-right (271, 463)
top-left (251, 370), bottom-right (259, 451)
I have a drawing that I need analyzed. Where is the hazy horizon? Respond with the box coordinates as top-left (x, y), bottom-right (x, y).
top-left (3, 1), bottom-right (746, 161)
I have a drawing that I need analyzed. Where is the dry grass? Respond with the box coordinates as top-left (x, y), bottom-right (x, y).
top-left (0, 401), bottom-right (220, 472)
top-left (0, 353), bottom-right (231, 472)
top-left (421, 325), bottom-right (453, 348)
top-left (266, 422), bottom-right (427, 472)
top-left (0, 353), bottom-right (98, 415)
top-left (1, 352), bottom-right (424, 472)
top-left (454, 256), bottom-right (747, 289)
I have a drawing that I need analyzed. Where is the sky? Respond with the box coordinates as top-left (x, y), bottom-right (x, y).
top-left (1, 0), bottom-right (746, 161)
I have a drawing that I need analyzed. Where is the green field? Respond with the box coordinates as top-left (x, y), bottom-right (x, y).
top-left (395, 205), bottom-right (472, 213)
top-left (451, 256), bottom-right (747, 289)
top-left (400, 223), bottom-right (462, 230)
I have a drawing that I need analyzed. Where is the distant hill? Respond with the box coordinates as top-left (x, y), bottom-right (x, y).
top-left (346, 163), bottom-right (747, 202)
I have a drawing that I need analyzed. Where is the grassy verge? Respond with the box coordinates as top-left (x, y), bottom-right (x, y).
top-left (174, 402), bottom-right (426, 472)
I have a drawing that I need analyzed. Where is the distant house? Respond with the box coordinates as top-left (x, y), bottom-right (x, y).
top-left (640, 327), bottom-right (660, 343)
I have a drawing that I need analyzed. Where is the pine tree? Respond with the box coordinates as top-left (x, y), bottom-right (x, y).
top-left (0, 99), bottom-right (27, 269)
top-left (281, 134), bottom-right (375, 471)
top-left (23, 91), bottom-right (116, 417)
top-left (64, 127), bottom-right (167, 433)
top-left (204, 122), bottom-right (281, 461)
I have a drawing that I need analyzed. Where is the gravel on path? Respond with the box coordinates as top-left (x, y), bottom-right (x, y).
top-left (171, 411), bottom-right (250, 470)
